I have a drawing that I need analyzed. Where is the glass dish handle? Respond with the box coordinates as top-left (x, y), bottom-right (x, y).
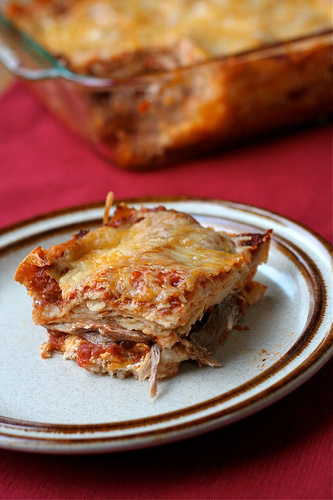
top-left (0, 12), bottom-right (113, 86)
top-left (0, 12), bottom-right (64, 80)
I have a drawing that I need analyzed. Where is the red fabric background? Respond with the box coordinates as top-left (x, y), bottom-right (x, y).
top-left (0, 82), bottom-right (332, 499)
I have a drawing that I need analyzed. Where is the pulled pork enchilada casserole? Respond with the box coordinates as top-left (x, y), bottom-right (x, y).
top-left (3, 0), bottom-right (332, 168)
top-left (15, 195), bottom-right (272, 396)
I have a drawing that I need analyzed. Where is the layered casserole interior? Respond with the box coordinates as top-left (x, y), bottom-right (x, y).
top-left (15, 195), bottom-right (272, 396)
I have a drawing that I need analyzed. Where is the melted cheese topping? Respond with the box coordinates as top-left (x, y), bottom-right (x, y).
top-left (49, 210), bottom-right (240, 301)
top-left (6, 0), bottom-right (331, 73)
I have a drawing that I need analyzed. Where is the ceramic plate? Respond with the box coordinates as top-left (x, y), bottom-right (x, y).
top-left (0, 198), bottom-right (332, 454)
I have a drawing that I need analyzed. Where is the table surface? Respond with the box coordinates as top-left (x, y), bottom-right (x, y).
top-left (0, 78), bottom-right (332, 500)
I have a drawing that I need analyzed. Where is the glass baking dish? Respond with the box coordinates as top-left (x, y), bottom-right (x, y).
top-left (0, 3), bottom-right (332, 170)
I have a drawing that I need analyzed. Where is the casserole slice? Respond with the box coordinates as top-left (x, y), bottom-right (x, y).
top-left (15, 194), bottom-right (271, 396)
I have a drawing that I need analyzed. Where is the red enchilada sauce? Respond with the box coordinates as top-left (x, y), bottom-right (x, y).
top-left (44, 331), bottom-right (149, 368)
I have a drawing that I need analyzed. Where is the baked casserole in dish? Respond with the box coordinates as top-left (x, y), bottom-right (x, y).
top-left (0, 0), bottom-right (332, 169)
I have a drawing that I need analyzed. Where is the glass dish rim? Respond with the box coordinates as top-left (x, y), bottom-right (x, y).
top-left (0, 7), bottom-right (332, 90)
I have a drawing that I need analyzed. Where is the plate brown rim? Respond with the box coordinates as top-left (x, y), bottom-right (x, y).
top-left (0, 197), bottom-right (332, 451)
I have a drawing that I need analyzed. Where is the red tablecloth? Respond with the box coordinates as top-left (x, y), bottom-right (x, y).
top-left (1, 82), bottom-right (332, 499)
